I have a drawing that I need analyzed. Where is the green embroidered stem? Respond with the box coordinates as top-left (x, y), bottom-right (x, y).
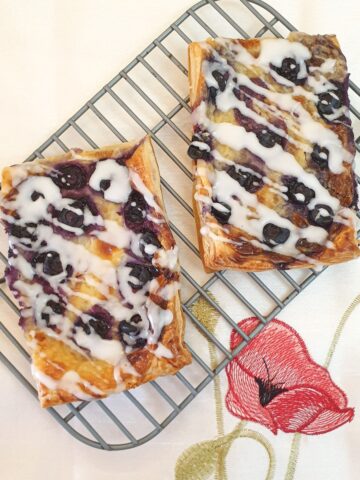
top-left (284, 433), bottom-right (301, 480)
top-left (225, 422), bottom-right (275, 480)
top-left (174, 420), bottom-right (276, 480)
top-left (209, 342), bottom-right (227, 480)
top-left (284, 293), bottom-right (360, 480)
top-left (190, 292), bottom-right (227, 479)
top-left (186, 292), bottom-right (279, 480)
top-left (239, 430), bottom-right (275, 480)
top-left (324, 293), bottom-right (360, 369)
top-left (229, 420), bottom-right (247, 438)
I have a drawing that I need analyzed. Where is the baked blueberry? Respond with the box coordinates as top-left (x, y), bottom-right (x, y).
top-left (134, 337), bottom-right (147, 348)
top-left (66, 265), bottom-right (74, 278)
top-left (74, 317), bottom-right (90, 335)
top-left (272, 57), bottom-right (300, 83)
top-left (41, 312), bottom-right (50, 324)
top-left (41, 298), bottom-right (64, 324)
top-left (119, 320), bottom-right (140, 336)
top-left (31, 191), bottom-right (45, 201)
top-left (58, 207), bottom-right (84, 228)
top-left (52, 164), bottom-right (87, 190)
top-left (33, 251), bottom-right (63, 276)
top-left (317, 91), bottom-right (342, 116)
top-left (187, 133), bottom-right (211, 161)
top-left (286, 179), bottom-right (315, 205)
top-left (311, 144), bottom-right (329, 169)
top-left (128, 263), bottom-right (159, 289)
top-left (99, 179), bottom-right (111, 191)
top-left (10, 223), bottom-right (36, 241)
top-left (208, 86), bottom-right (218, 104)
top-left (257, 128), bottom-right (280, 148)
top-left (78, 320), bottom-right (91, 335)
top-left (276, 262), bottom-right (290, 270)
top-left (211, 201), bottom-right (231, 224)
top-left (308, 204), bottom-right (334, 228)
top-left (130, 314), bottom-right (142, 324)
top-left (263, 223), bottom-right (290, 246)
top-left (124, 191), bottom-right (147, 231)
top-left (227, 165), bottom-right (263, 193)
top-left (88, 316), bottom-right (111, 338)
top-left (296, 238), bottom-right (324, 255)
top-left (47, 299), bottom-right (65, 315)
top-left (43, 251), bottom-right (63, 276)
top-left (139, 231), bottom-right (161, 259)
top-left (212, 70), bottom-right (228, 91)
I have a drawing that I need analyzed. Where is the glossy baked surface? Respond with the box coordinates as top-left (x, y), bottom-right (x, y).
top-left (188, 33), bottom-right (359, 271)
top-left (0, 137), bottom-right (191, 407)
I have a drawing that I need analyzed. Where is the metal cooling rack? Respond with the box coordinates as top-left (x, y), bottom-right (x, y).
top-left (1, 0), bottom-right (360, 451)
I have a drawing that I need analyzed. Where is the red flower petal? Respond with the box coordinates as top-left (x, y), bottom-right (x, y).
top-left (225, 360), bottom-right (276, 433)
top-left (267, 386), bottom-right (354, 434)
top-left (225, 317), bottom-right (354, 435)
top-left (300, 407), bottom-right (354, 435)
top-left (230, 318), bottom-right (348, 408)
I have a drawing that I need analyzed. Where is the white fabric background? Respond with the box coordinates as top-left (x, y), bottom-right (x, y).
top-left (0, 1), bottom-right (360, 479)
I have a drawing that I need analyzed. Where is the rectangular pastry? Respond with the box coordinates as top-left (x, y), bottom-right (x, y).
top-left (188, 33), bottom-right (360, 271)
top-left (0, 136), bottom-right (191, 407)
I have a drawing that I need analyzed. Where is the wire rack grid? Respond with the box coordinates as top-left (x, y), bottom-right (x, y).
top-left (1, 0), bottom-right (359, 451)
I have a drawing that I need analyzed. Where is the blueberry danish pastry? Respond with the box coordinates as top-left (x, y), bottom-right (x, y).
top-left (0, 137), bottom-right (191, 407)
top-left (188, 33), bottom-right (360, 271)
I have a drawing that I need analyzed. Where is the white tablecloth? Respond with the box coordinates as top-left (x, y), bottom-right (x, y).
top-left (1, 1), bottom-right (360, 479)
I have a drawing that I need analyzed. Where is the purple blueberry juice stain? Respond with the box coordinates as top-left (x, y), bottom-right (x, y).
top-left (4, 266), bottom-right (20, 293)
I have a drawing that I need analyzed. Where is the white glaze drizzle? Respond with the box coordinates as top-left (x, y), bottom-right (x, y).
top-left (200, 54), bottom-right (352, 173)
top-left (89, 159), bottom-right (131, 203)
top-left (130, 170), bottom-right (163, 213)
top-left (196, 108), bottom-right (339, 211)
top-left (2, 150), bottom-right (181, 399)
top-left (31, 364), bottom-right (104, 400)
top-left (213, 170), bottom-right (328, 257)
top-left (192, 38), bottom-right (356, 261)
top-left (152, 342), bottom-right (174, 359)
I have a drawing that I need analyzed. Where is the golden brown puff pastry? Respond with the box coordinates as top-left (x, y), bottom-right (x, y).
top-left (188, 33), bottom-right (360, 272)
top-left (0, 136), bottom-right (191, 407)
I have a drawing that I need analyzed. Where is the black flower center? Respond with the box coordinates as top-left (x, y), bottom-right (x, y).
top-left (255, 358), bottom-right (287, 407)
top-left (255, 377), bottom-right (288, 407)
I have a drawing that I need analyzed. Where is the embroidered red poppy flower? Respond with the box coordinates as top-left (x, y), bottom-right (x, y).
top-left (225, 317), bottom-right (354, 435)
